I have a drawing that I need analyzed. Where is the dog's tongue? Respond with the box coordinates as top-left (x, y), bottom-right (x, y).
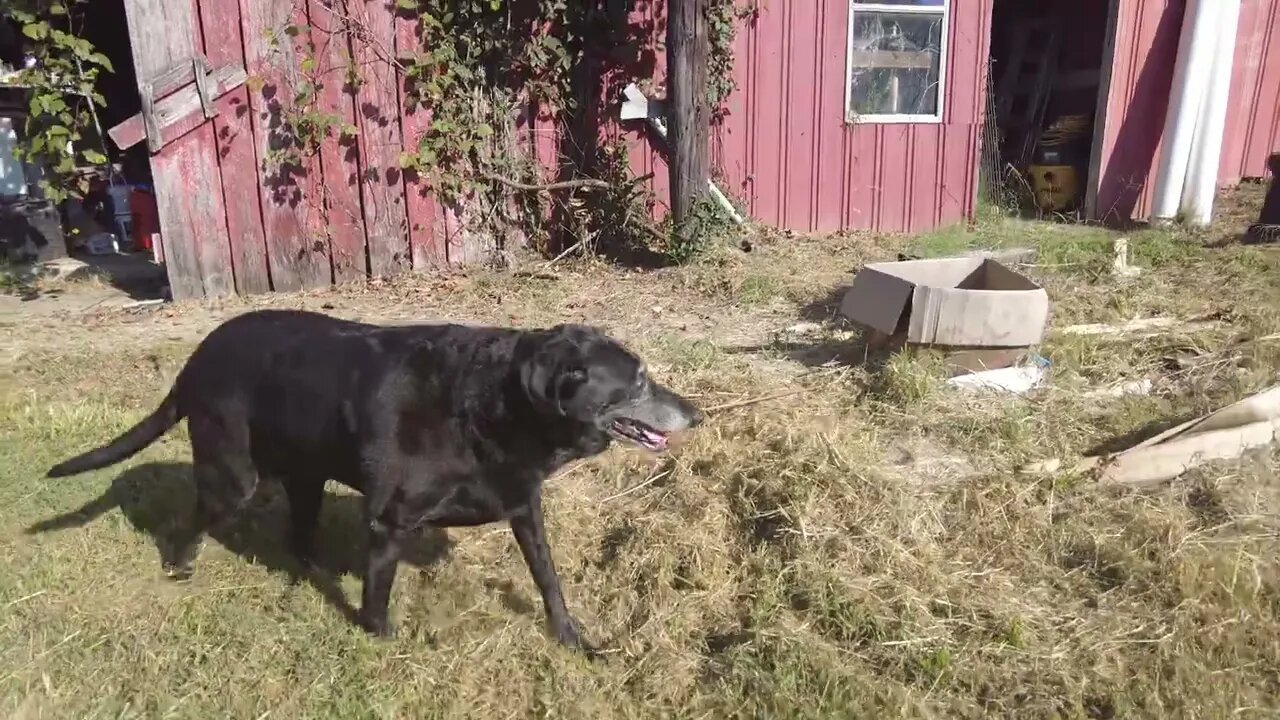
top-left (644, 428), bottom-right (669, 450)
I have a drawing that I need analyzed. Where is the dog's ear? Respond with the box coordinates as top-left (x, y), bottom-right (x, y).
top-left (521, 328), bottom-right (590, 415)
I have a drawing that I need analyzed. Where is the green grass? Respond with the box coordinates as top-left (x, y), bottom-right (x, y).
top-left (3, 208), bottom-right (1280, 717)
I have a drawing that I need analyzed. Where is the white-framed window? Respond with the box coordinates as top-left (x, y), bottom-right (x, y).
top-left (845, 0), bottom-right (950, 124)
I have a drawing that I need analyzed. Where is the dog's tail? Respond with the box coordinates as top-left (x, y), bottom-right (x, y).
top-left (46, 393), bottom-right (182, 478)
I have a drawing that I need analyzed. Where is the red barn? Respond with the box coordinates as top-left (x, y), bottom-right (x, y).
top-left (13, 0), bottom-right (1278, 298)
top-left (706, 0), bottom-right (1280, 233)
top-left (709, 0), bottom-right (992, 234)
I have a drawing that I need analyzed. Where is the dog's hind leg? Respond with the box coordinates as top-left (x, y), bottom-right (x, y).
top-left (165, 412), bottom-right (259, 579)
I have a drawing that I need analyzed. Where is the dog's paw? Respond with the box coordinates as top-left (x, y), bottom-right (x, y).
top-left (358, 613), bottom-right (396, 638)
top-left (553, 619), bottom-right (592, 654)
top-left (162, 559), bottom-right (194, 581)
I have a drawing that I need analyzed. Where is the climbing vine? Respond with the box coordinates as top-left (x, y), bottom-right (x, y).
top-left (707, 0), bottom-right (756, 120)
top-left (394, 0), bottom-right (584, 205)
top-left (2, 0), bottom-right (112, 202)
top-left (257, 0), bottom-right (752, 259)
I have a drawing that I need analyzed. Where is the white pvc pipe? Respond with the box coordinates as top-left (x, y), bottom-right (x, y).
top-left (1180, 0), bottom-right (1241, 226)
top-left (1150, 0), bottom-right (1219, 221)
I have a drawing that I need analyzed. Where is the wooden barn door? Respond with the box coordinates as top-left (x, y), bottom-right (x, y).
top-left (108, 0), bottom-right (244, 300)
top-left (110, 0), bottom-right (437, 300)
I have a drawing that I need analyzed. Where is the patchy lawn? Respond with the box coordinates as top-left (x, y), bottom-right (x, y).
top-left (2, 187), bottom-right (1279, 718)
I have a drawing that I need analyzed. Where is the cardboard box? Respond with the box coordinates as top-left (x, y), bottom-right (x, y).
top-left (840, 257), bottom-right (1048, 348)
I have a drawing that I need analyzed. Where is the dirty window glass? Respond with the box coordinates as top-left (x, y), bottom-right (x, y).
top-left (847, 2), bottom-right (947, 120)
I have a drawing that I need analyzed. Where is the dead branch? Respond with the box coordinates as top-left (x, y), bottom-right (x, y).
top-left (483, 173), bottom-right (611, 192)
top-left (704, 389), bottom-right (804, 414)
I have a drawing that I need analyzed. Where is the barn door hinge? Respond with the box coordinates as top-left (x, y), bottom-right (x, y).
top-left (137, 54), bottom-right (220, 154)
top-left (139, 82), bottom-right (162, 153)
top-left (192, 56), bottom-right (216, 120)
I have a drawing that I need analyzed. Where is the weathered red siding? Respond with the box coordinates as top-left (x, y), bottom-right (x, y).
top-left (132, 0), bottom-right (996, 298)
top-left (1092, 0), bottom-right (1280, 224)
top-left (1091, 0), bottom-right (1184, 224)
top-left (1222, 0), bottom-right (1280, 182)
top-left (711, 0), bottom-right (992, 234)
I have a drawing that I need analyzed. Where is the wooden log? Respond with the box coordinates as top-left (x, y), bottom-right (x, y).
top-left (666, 0), bottom-right (712, 228)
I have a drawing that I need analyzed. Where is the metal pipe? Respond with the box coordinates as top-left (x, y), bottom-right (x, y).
top-left (644, 116), bottom-right (745, 225)
top-left (1180, 0), bottom-right (1241, 225)
top-left (1150, 0), bottom-right (1219, 221)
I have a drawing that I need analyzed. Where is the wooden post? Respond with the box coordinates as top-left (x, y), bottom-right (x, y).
top-left (667, 0), bottom-right (712, 228)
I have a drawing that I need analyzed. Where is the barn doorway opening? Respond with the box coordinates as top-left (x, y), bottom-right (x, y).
top-left (983, 0), bottom-right (1113, 219)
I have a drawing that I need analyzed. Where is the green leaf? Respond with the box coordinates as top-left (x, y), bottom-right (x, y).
top-left (474, 123), bottom-right (493, 138)
top-left (21, 21), bottom-right (50, 40)
top-left (82, 149), bottom-right (107, 165)
top-left (397, 152), bottom-right (418, 170)
top-left (88, 52), bottom-right (115, 72)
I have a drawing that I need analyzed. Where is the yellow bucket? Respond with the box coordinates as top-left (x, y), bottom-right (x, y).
top-left (1027, 164), bottom-right (1079, 212)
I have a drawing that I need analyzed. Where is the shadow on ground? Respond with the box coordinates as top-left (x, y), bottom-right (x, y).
top-left (2, 252), bottom-right (167, 303)
top-left (25, 461), bottom-right (454, 626)
top-left (725, 284), bottom-right (902, 371)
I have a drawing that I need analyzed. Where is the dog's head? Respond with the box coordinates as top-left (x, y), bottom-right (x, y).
top-left (521, 324), bottom-right (703, 451)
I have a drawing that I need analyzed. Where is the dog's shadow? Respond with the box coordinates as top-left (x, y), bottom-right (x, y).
top-left (25, 461), bottom-right (454, 625)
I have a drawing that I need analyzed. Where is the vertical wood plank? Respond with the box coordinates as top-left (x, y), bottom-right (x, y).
top-left (240, 0), bottom-right (332, 292)
top-left (147, 141), bottom-right (208, 300)
top-left (123, 0), bottom-right (198, 83)
top-left (311, 0), bottom-right (369, 283)
top-left (354, 0), bottom-right (410, 278)
top-left (123, 0), bottom-right (235, 299)
top-left (394, 10), bottom-right (446, 269)
top-left (197, 0), bottom-right (272, 295)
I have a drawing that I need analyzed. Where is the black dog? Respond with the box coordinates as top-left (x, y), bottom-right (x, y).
top-left (45, 309), bottom-right (702, 649)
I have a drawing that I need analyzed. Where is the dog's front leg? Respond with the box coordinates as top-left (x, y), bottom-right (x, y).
top-left (358, 515), bottom-right (404, 637)
top-left (510, 493), bottom-right (587, 651)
